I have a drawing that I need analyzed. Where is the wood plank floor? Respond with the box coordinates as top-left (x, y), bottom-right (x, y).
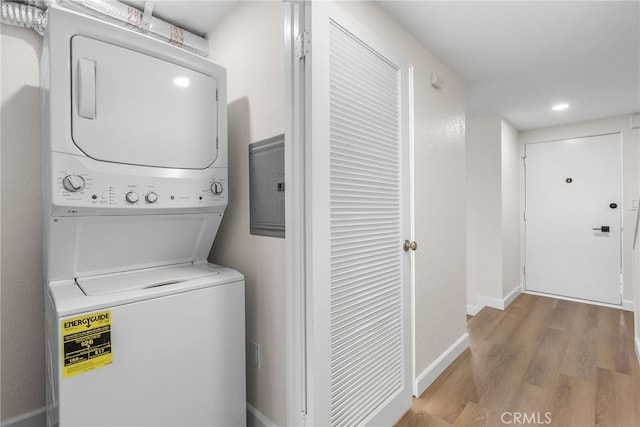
top-left (395, 294), bottom-right (640, 426)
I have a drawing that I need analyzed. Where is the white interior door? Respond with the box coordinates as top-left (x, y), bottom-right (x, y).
top-left (306, 2), bottom-right (412, 425)
top-left (525, 133), bottom-right (622, 305)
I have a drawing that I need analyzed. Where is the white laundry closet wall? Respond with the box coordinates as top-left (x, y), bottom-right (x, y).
top-left (207, 2), bottom-right (287, 425)
top-left (0, 24), bottom-right (45, 422)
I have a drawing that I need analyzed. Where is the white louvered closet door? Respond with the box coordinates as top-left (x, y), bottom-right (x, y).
top-left (307, 3), bottom-right (412, 426)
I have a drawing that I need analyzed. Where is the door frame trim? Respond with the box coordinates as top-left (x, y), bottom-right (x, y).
top-left (284, 1), bottom-right (308, 425)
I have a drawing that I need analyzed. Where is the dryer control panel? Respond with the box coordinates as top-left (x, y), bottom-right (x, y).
top-left (49, 152), bottom-right (227, 217)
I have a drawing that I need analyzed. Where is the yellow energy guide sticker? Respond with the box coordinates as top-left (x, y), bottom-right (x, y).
top-left (61, 310), bottom-right (112, 378)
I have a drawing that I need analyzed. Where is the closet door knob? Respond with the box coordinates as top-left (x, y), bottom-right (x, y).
top-left (403, 240), bottom-right (418, 251)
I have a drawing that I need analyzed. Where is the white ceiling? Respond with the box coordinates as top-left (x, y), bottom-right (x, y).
top-left (374, 1), bottom-right (640, 130)
top-left (130, 1), bottom-right (639, 131)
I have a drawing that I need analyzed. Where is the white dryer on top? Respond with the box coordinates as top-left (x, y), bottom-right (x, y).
top-left (41, 3), bottom-right (229, 280)
top-left (42, 11), bottom-right (228, 217)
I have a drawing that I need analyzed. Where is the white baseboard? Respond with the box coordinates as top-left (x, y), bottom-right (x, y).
top-left (466, 304), bottom-right (480, 316)
top-left (1, 404), bottom-right (272, 427)
top-left (1, 407), bottom-right (45, 427)
top-left (247, 402), bottom-right (277, 427)
top-left (623, 299), bottom-right (635, 312)
top-left (413, 332), bottom-right (469, 397)
top-left (503, 286), bottom-right (521, 308)
top-left (635, 336), bottom-right (640, 367)
top-left (471, 285), bottom-right (522, 316)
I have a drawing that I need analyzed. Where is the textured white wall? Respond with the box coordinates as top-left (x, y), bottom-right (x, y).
top-left (336, 0), bottom-right (468, 386)
top-left (501, 119), bottom-right (521, 297)
top-left (520, 115), bottom-right (640, 307)
top-left (207, 2), bottom-right (286, 425)
top-left (466, 117), bottom-right (503, 307)
top-left (466, 117), bottom-right (522, 311)
top-left (0, 24), bottom-right (45, 421)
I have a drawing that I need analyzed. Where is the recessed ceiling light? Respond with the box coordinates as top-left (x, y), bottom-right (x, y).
top-left (552, 103), bottom-right (570, 111)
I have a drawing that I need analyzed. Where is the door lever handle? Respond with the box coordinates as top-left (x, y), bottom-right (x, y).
top-left (592, 226), bottom-right (610, 232)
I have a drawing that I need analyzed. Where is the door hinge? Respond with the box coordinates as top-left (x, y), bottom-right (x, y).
top-left (215, 89), bottom-right (219, 101)
top-left (523, 265), bottom-right (526, 276)
top-left (522, 155), bottom-right (526, 166)
top-left (295, 30), bottom-right (311, 59)
top-left (523, 211), bottom-right (526, 221)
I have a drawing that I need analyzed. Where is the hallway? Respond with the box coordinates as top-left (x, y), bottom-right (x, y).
top-left (396, 294), bottom-right (640, 426)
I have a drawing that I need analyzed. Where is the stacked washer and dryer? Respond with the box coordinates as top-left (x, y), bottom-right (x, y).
top-left (41, 6), bottom-right (245, 427)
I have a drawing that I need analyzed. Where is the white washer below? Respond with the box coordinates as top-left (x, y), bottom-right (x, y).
top-left (45, 262), bottom-right (245, 427)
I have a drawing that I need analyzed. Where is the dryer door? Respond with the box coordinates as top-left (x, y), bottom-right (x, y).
top-left (71, 36), bottom-right (218, 169)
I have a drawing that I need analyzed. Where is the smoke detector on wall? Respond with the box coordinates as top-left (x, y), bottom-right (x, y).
top-left (430, 72), bottom-right (444, 89)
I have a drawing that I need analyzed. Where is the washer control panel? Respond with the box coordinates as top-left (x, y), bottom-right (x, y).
top-left (50, 154), bottom-right (227, 216)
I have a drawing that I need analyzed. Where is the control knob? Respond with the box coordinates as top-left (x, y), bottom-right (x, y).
top-left (125, 191), bottom-right (140, 204)
top-left (62, 175), bottom-right (85, 193)
top-left (211, 182), bottom-right (223, 195)
top-left (145, 192), bottom-right (158, 204)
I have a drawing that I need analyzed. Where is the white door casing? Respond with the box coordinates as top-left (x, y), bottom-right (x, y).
top-left (304, 1), bottom-right (413, 425)
top-left (525, 133), bottom-right (622, 305)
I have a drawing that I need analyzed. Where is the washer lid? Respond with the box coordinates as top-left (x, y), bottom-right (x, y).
top-left (49, 262), bottom-right (245, 317)
top-left (76, 263), bottom-right (218, 296)
top-left (71, 35), bottom-right (219, 169)
top-left (46, 214), bottom-right (223, 282)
